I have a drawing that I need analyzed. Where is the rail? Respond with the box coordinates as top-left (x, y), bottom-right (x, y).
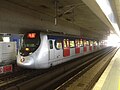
top-left (0, 47), bottom-right (115, 90)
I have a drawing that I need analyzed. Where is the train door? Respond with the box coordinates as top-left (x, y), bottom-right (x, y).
top-left (75, 39), bottom-right (80, 54)
top-left (80, 39), bottom-right (83, 54)
top-left (63, 39), bottom-right (70, 57)
top-left (83, 40), bottom-right (87, 52)
top-left (89, 40), bottom-right (93, 51)
top-left (54, 40), bottom-right (63, 60)
top-left (98, 41), bottom-right (101, 49)
top-left (93, 41), bottom-right (97, 50)
top-left (69, 40), bottom-right (75, 56)
top-left (86, 41), bottom-right (89, 52)
top-left (49, 40), bottom-right (55, 60)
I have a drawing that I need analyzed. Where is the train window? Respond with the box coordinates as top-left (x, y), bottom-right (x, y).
top-left (86, 41), bottom-right (89, 46)
top-left (80, 39), bottom-right (83, 46)
top-left (70, 41), bottom-right (75, 48)
top-left (63, 39), bottom-right (67, 48)
top-left (63, 39), bottom-right (69, 48)
top-left (78, 40), bottom-right (80, 46)
top-left (55, 40), bottom-right (62, 50)
top-left (49, 40), bottom-right (53, 49)
top-left (90, 40), bottom-right (93, 46)
top-left (19, 32), bottom-right (40, 56)
top-left (67, 39), bottom-right (69, 47)
top-left (75, 39), bottom-right (80, 47)
top-left (83, 40), bottom-right (87, 46)
top-left (94, 41), bottom-right (98, 46)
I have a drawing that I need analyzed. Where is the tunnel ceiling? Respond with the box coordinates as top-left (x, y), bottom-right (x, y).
top-left (1, 0), bottom-right (112, 40)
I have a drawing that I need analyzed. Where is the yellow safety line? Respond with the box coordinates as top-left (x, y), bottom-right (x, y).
top-left (118, 78), bottom-right (120, 90)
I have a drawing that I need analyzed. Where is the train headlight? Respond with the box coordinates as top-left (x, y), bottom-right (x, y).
top-left (20, 58), bottom-right (25, 62)
top-left (29, 52), bottom-right (32, 55)
top-left (25, 48), bottom-right (29, 51)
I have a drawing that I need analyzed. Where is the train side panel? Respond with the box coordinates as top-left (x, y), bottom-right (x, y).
top-left (34, 34), bottom-right (49, 68)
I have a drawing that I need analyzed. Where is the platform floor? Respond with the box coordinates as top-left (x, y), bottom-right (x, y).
top-left (93, 47), bottom-right (120, 90)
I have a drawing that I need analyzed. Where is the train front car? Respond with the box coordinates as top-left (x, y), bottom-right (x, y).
top-left (17, 32), bottom-right (49, 69)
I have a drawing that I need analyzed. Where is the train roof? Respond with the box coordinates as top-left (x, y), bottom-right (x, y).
top-left (24, 30), bottom-right (97, 41)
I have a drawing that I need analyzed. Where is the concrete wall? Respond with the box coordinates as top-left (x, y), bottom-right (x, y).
top-left (0, 0), bottom-right (103, 40)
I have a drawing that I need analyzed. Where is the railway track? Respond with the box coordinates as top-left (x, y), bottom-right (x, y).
top-left (0, 47), bottom-right (115, 90)
top-left (36, 47), bottom-right (116, 90)
top-left (0, 65), bottom-right (48, 89)
top-left (55, 47), bottom-right (118, 90)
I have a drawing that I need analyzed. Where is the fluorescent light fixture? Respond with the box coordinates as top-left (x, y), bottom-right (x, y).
top-left (107, 34), bottom-right (120, 47)
top-left (2, 37), bottom-right (10, 42)
top-left (96, 0), bottom-right (120, 36)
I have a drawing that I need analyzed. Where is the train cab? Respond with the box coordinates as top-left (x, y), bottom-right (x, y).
top-left (17, 32), bottom-right (42, 68)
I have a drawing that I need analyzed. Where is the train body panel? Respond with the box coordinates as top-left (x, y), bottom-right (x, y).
top-left (70, 48), bottom-right (75, 56)
top-left (86, 46), bottom-right (89, 52)
top-left (17, 31), bottom-right (106, 69)
top-left (75, 47), bottom-right (80, 54)
top-left (34, 34), bottom-right (49, 68)
top-left (17, 53), bottom-right (35, 68)
top-left (80, 47), bottom-right (84, 54)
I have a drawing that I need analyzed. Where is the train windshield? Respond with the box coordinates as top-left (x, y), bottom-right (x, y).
top-left (19, 32), bottom-right (40, 56)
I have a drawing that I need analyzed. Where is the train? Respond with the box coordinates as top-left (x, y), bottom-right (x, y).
top-left (17, 31), bottom-right (106, 69)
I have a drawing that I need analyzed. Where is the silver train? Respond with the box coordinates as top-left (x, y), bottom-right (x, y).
top-left (17, 32), bottom-right (106, 69)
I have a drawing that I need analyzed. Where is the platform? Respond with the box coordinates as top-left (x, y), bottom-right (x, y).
top-left (93, 47), bottom-right (120, 90)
